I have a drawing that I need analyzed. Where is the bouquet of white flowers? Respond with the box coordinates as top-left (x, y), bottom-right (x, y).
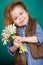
top-left (1, 24), bottom-right (27, 53)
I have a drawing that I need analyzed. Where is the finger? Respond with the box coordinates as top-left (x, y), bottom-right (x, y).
top-left (11, 36), bottom-right (17, 39)
top-left (14, 40), bottom-right (21, 43)
top-left (13, 41), bottom-right (21, 47)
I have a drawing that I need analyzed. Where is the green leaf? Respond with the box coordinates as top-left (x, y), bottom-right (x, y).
top-left (11, 33), bottom-right (16, 36)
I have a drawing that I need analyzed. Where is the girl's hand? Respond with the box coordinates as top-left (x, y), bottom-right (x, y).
top-left (13, 39), bottom-right (22, 47)
top-left (13, 36), bottom-right (24, 42)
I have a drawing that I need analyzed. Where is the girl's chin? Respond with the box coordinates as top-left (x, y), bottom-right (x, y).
top-left (16, 22), bottom-right (26, 26)
top-left (19, 24), bottom-right (26, 26)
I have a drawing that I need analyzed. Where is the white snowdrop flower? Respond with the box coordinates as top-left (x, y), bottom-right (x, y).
top-left (6, 25), bottom-right (13, 34)
top-left (1, 24), bottom-right (17, 45)
top-left (3, 40), bottom-right (7, 45)
top-left (12, 24), bottom-right (16, 33)
top-left (2, 33), bottom-right (8, 39)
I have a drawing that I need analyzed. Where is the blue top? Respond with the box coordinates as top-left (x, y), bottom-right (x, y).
top-left (7, 21), bottom-right (43, 65)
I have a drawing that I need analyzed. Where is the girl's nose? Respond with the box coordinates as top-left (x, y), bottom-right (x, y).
top-left (18, 15), bottom-right (22, 20)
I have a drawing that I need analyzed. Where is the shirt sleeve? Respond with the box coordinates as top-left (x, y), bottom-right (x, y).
top-left (7, 41), bottom-right (16, 56)
top-left (35, 23), bottom-right (43, 45)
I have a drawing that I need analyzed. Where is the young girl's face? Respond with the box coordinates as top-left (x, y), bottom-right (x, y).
top-left (11, 5), bottom-right (29, 26)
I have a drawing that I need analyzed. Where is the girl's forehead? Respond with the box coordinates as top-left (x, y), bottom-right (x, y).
top-left (11, 6), bottom-right (25, 17)
top-left (12, 5), bottom-right (25, 12)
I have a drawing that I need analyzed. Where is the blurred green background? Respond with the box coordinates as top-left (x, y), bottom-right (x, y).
top-left (0, 0), bottom-right (43, 65)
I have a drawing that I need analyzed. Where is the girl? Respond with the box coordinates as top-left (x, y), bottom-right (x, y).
top-left (4, 1), bottom-right (43, 65)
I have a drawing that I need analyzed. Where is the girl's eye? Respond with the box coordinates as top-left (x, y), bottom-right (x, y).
top-left (14, 18), bottom-right (17, 20)
top-left (20, 12), bottom-right (23, 15)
